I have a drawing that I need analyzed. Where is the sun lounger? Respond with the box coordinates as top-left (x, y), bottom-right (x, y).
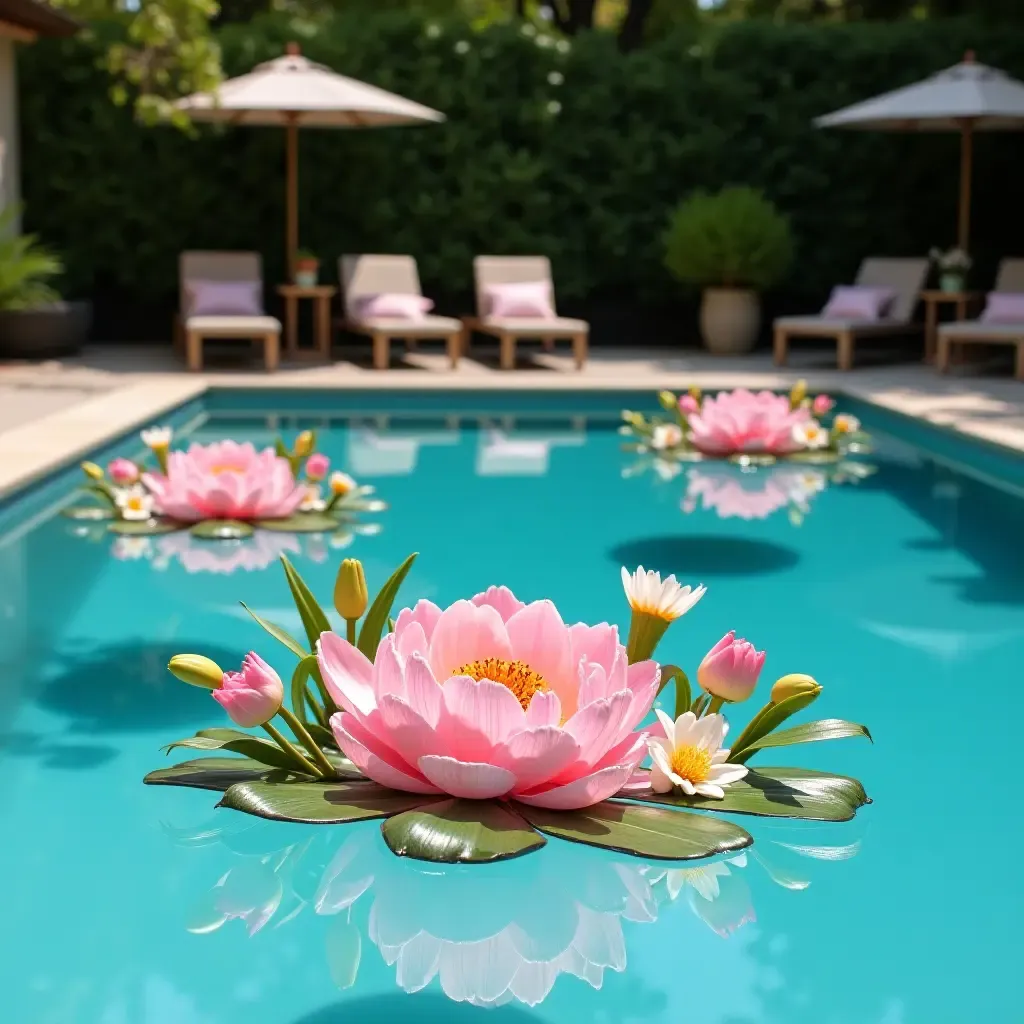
top-left (463, 256), bottom-right (589, 370)
top-left (176, 252), bottom-right (281, 372)
top-left (937, 259), bottom-right (1024, 380)
top-left (773, 258), bottom-right (928, 371)
top-left (338, 255), bottom-right (463, 370)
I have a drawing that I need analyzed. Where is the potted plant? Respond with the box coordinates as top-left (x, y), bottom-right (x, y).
top-left (0, 206), bottom-right (91, 358)
top-left (664, 187), bottom-right (794, 354)
top-left (294, 249), bottom-right (320, 288)
top-left (929, 247), bottom-right (971, 294)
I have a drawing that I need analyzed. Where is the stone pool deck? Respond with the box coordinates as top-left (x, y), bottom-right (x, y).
top-left (0, 344), bottom-right (1022, 500)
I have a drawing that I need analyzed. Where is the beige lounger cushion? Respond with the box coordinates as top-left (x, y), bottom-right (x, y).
top-left (350, 314), bottom-right (462, 334)
top-left (482, 315), bottom-right (587, 335)
top-left (937, 321), bottom-right (1024, 339)
top-left (185, 314), bottom-right (280, 333)
top-left (773, 315), bottom-right (918, 335)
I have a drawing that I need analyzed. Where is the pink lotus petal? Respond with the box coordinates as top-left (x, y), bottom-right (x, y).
top-left (395, 621), bottom-right (430, 661)
top-left (377, 694), bottom-right (439, 764)
top-left (515, 762), bottom-right (638, 810)
top-left (331, 712), bottom-right (439, 794)
top-left (417, 755), bottom-right (516, 799)
top-left (403, 653), bottom-right (443, 726)
top-left (372, 634), bottom-right (407, 701)
top-left (442, 675), bottom-right (526, 749)
top-left (525, 690), bottom-right (561, 728)
top-left (505, 601), bottom-right (574, 701)
top-left (563, 691), bottom-right (633, 767)
top-left (617, 769), bottom-right (654, 793)
top-left (428, 601), bottom-right (513, 681)
top-left (497, 726), bottom-right (581, 792)
top-left (471, 585), bottom-right (526, 622)
top-left (568, 622), bottom-right (620, 676)
top-left (318, 632), bottom-right (376, 717)
top-left (394, 600), bottom-right (443, 644)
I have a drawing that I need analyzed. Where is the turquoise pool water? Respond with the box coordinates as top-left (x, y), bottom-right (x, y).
top-left (2, 390), bottom-right (1022, 1023)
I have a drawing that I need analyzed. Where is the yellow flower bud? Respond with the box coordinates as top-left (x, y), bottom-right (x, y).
top-left (789, 379), bottom-right (807, 409)
top-left (658, 390), bottom-right (678, 412)
top-left (294, 430), bottom-right (315, 457)
top-left (334, 558), bottom-right (368, 620)
top-left (81, 461), bottom-right (104, 481)
top-left (169, 653), bottom-right (225, 690)
top-left (770, 673), bottom-right (821, 704)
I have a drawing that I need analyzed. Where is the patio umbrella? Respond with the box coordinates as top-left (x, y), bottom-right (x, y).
top-left (176, 43), bottom-right (444, 275)
top-left (815, 52), bottom-right (1024, 249)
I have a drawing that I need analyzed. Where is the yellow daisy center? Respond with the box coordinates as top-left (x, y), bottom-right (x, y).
top-left (126, 496), bottom-right (145, 511)
top-left (670, 744), bottom-right (713, 785)
top-left (453, 657), bottom-right (548, 711)
top-left (331, 478), bottom-right (352, 495)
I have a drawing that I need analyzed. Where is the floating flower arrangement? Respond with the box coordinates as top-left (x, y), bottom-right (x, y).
top-left (146, 551), bottom-right (872, 865)
top-left (63, 426), bottom-right (385, 543)
top-left (621, 380), bottom-right (872, 466)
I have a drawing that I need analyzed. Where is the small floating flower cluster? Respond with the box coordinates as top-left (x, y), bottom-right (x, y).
top-left (66, 426), bottom-right (385, 543)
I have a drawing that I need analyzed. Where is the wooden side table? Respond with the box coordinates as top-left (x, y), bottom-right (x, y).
top-left (920, 290), bottom-right (981, 363)
top-left (277, 285), bottom-right (337, 361)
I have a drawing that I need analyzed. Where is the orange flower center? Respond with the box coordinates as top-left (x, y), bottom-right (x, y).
top-left (210, 463), bottom-right (245, 475)
top-left (126, 496), bottom-right (145, 510)
top-left (670, 744), bottom-right (713, 785)
top-left (453, 657), bottom-right (548, 711)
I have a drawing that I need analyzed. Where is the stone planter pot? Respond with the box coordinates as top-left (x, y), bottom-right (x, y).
top-left (939, 273), bottom-right (965, 294)
top-left (0, 300), bottom-right (92, 358)
top-left (294, 261), bottom-right (319, 288)
top-left (699, 287), bottom-right (761, 355)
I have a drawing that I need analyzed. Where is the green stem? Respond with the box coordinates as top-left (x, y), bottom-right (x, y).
top-left (346, 618), bottom-right (357, 645)
top-left (262, 720), bottom-right (320, 776)
top-left (706, 696), bottom-right (725, 717)
top-left (278, 705), bottom-right (336, 778)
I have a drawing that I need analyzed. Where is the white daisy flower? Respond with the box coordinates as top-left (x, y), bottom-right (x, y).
top-left (650, 422), bottom-right (684, 451)
top-left (653, 458), bottom-right (681, 482)
top-left (547, 70), bottom-right (564, 86)
top-left (832, 413), bottom-right (860, 434)
top-left (115, 485), bottom-right (154, 522)
top-left (112, 536), bottom-right (152, 561)
top-left (140, 426), bottom-right (173, 448)
top-left (329, 471), bottom-right (357, 497)
top-left (648, 710), bottom-right (748, 799)
top-left (621, 566), bottom-right (705, 622)
top-left (792, 420), bottom-right (829, 450)
top-left (299, 485), bottom-right (327, 513)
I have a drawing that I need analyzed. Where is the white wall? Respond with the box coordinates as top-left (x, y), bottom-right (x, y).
top-left (0, 36), bottom-right (19, 231)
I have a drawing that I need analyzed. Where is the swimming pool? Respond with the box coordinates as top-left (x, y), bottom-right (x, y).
top-left (2, 389), bottom-right (1021, 1023)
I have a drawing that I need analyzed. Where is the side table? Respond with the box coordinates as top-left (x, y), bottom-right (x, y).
top-left (277, 285), bottom-right (337, 361)
top-left (920, 290), bottom-right (981, 363)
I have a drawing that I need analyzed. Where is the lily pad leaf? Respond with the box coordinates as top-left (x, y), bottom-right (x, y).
top-left (257, 513), bottom-right (340, 533)
top-left (62, 505), bottom-right (114, 521)
top-left (241, 602), bottom-right (307, 659)
top-left (109, 518), bottom-right (183, 536)
top-left (518, 801), bottom-right (752, 861)
top-left (217, 779), bottom-right (439, 824)
top-left (281, 555), bottom-right (332, 651)
top-left (190, 519), bottom-right (254, 540)
top-left (143, 756), bottom-right (276, 792)
top-left (357, 552), bottom-right (417, 661)
top-left (382, 799), bottom-right (546, 864)
top-left (732, 719), bottom-right (872, 763)
top-left (162, 732), bottom-right (302, 771)
top-left (627, 767), bottom-right (870, 822)
top-left (785, 450), bottom-right (839, 464)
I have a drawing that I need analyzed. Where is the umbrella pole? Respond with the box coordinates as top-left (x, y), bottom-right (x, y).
top-left (286, 115), bottom-right (299, 280)
top-left (958, 120), bottom-right (973, 250)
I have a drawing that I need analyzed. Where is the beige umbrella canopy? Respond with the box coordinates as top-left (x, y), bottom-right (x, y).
top-left (177, 43), bottom-right (445, 273)
top-left (816, 52), bottom-right (1024, 249)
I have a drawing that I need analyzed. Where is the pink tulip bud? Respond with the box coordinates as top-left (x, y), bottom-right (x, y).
top-left (812, 394), bottom-right (834, 416)
top-left (108, 457), bottom-right (140, 485)
top-left (678, 394), bottom-right (700, 415)
top-left (213, 652), bottom-right (284, 728)
top-left (305, 453), bottom-right (331, 481)
top-left (697, 631), bottom-right (766, 703)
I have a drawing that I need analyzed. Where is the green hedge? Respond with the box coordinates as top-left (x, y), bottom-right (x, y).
top-left (19, 13), bottom-right (1024, 313)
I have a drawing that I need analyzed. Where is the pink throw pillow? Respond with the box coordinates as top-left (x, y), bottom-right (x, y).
top-left (484, 281), bottom-right (556, 319)
top-left (188, 280), bottom-right (262, 316)
top-left (352, 293), bottom-right (434, 320)
top-left (821, 285), bottom-right (896, 321)
top-left (980, 292), bottom-right (1024, 324)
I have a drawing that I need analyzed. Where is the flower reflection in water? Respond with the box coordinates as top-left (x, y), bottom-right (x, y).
top-left (176, 815), bottom-right (863, 1010)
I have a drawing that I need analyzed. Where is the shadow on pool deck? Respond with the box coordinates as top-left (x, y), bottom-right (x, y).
top-left (608, 535), bottom-right (801, 577)
top-left (33, 639), bottom-right (244, 733)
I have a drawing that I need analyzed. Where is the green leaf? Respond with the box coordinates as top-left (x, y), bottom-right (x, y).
top-left (62, 505), bottom-right (114, 520)
top-left (728, 690), bottom-right (822, 763)
top-left (691, 693), bottom-right (710, 716)
top-left (290, 654), bottom-right (322, 726)
top-left (784, 450), bottom-right (839, 465)
top-left (307, 722), bottom-right (337, 750)
top-left (628, 767), bottom-right (870, 822)
top-left (381, 799), bottom-right (546, 864)
top-left (109, 518), bottom-right (183, 536)
top-left (387, 617), bottom-right (396, 634)
top-left (217, 779), bottom-right (439, 824)
top-left (518, 800), bottom-right (752, 861)
top-left (281, 554), bottom-right (332, 651)
top-left (257, 513), bottom-right (340, 533)
top-left (189, 519), bottom-right (254, 540)
top-left (240, 602), bottom-right (307, 659)
top-left (143, 756), bottom-right (275, 792)
top-left (162, 732), bottom-right (303, 771)
top-left (657, 664), bottom-right (691, 721)
top-left (357, 552), bottom-right (417, 661)
top-left (274, 438), bottom-right (290, 459)
top-left (731, 719), bottom-right (872, 763)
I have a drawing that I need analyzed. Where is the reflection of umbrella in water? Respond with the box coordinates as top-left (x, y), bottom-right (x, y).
top-left (347, 428), bottom-right (460, 477)
top-left (816, 51), bottom-right (1024, 247)
top-left (176, 44), bottom-right (444, 274)
top-left (476, 429), bottom-right (585, 477)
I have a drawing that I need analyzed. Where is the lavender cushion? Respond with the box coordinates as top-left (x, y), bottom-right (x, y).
top-left (187, 280), bottom-right (262, 316)
top-left (484, 281), bottom-right (556, 319)
top-left (980, 292), bottom-right (1024, 324)
top-left (352, 293), bottom-right (434, 320)
top-left (820, 285), bottom-right (896, 321)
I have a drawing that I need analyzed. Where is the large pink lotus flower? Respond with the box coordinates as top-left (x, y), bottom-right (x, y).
top-left (142, 441), bottom-right (306, 522)
top-left (318, 587), bottom-right (661, 810)
top-left (688, 389), bottom-right (810, 457)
